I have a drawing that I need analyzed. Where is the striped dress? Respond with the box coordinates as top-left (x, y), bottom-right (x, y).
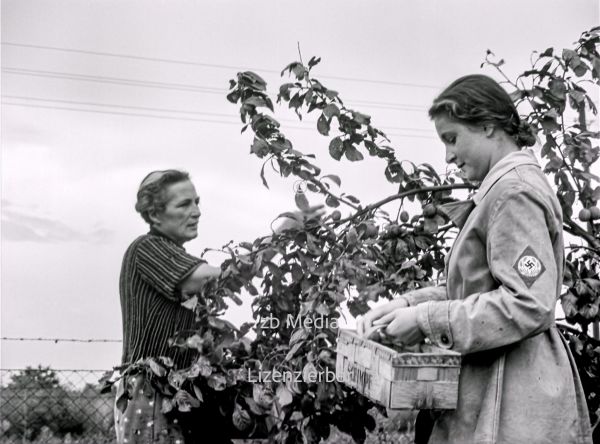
top-left (115, 229), bottom-right (205, 443)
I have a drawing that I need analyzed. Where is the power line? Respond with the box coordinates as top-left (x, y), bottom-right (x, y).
top-left (3, 101), bottom-right (437, 139)
top-left (3, 95), bottom-right (434, 133)
top-left (1, 337), bottom-right (122, 343)
top-left (2, 67), bottom-right (226, 94)
top-left (3, 66), bottom-right (430, 112)
top-left (351, 99), bottom-right (426, 110)
top-left (1, 41), bottom-right (441, 89)
top-left (2, 102), bottom-right (247, 126)
top-left (3, 95), bottom-right (237, 118)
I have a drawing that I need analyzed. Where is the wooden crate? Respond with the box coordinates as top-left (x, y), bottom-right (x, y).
top-left (335, 329), bottom-right (461, 410)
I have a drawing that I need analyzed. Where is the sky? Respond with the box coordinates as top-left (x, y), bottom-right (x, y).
top-left (1, 0), bottom-right (598, 370)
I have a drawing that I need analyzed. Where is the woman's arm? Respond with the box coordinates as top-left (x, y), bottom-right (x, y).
top-left (178, 263), bottom-right (221, 296)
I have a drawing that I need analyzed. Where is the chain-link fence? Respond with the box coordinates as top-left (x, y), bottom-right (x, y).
top-left (0, 368), bottom-right (116, 444)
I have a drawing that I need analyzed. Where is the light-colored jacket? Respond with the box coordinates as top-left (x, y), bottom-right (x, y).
top-left (403, 149), bottom-right (592, 443)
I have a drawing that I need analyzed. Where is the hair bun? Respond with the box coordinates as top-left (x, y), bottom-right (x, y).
top-left (515, 120), bottom-right (537, 147)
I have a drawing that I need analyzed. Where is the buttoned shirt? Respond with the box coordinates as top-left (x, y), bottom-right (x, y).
top-left (403, 149), bottom-right (592, 443)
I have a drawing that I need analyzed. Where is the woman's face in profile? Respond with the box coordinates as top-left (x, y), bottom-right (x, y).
top-left (151, 180), bottom-right (201, 244)
top-left (434, 115), bottom-right (494, 182)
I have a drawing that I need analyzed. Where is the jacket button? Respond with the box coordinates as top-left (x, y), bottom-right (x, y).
top-left (440, 334), bottom-right (449, 344)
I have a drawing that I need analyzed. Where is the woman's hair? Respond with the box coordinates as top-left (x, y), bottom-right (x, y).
top-left (135, 169), bottom-right (190, 225)
top-left (428, 74), bottom-right (536, 148)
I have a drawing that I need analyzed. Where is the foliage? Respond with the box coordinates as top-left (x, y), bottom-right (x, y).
top-left (2, 366), bottom-right (113, 442)
top-left (111, 27), bottom-right (600, 442)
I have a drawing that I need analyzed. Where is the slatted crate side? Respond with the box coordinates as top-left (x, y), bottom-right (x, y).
top-left (336, 329), bottom-right (461, 410)
top-left (336, 352), bottom-right (391, 406)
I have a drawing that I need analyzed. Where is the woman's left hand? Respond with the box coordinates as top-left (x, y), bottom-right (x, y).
top-left (373, 306), bottom-right (425, 346)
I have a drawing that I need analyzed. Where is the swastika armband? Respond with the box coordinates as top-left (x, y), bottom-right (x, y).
top-left (513, 246), bottom-right (546, 288)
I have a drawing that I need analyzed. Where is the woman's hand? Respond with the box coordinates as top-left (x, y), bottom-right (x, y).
top-left (179, 263), bottom-right (221, 297)
top-left (373, 306), bottom-right (424, 346)
top-left (357, 297), bottom-right (409, 338)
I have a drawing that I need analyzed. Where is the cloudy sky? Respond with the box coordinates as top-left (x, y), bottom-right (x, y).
top-left (1, 0), bottom-right (597, 370)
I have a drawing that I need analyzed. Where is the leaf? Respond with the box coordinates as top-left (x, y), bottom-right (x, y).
top-left (317, 114), bottom-right (330, 136)
top-left (232, 403), bottom-right (253, 431)
top-left (239, 71), bottom-right (267, 91)
top-left (279, 83), bottom-right (294, 101)
top-left (544, 156), bottom-right (564, 172)
top-left (364, 139), bottom-right (379, 155)
top-left (292, 64), bottom-right (307, 79)
top-left (352, 111), bottom-right (371, 125)
top-left (158, 357), bottom-right (174, 368)
top-left (325, 89), bottom-right (339, 100)
top-left (253, 384), bottom-right (275, 409)
top-left (322, 174), bottom-right (341, 187)
top-left (329, 137), bottom-right (344, 160)
top-left (346, 227), bottom-right (358, 246)
top-left (251, 138), bottom-right (270, 157)
top-left (185, 334), bottom-right (204, 350)
top-left (385, 160), bottom-right (405, 183)
top-left (271, 137), bottom-right (293, 152)
top-left (276, 384), bottom-right (294, 407)
top-left (295, 192), bottom-right (310, 211)
top-left (147, 358), bottom-right (166, 377)
top-left (175, 389), bottom-right (201, 412)
top-left (285, 341), bottom-right (304, 361)
top-left (540, 47), bottom-right (554, 58)
top-left (244, 95), bottom-right (268, 108)
top-left (161, 398), bottom-right (174, 414)
top-left (323, 104), bottom-right (340, 119)
top-left (344, 144), bottom-right (364, 162)
top-left (548, 79), bottom-right (567, 100)
top-left (181, 295), bottom-right (198, 311)
top-left (207, 374), bottom-right (227, 391)
top-left (244, 396), bottom-right (267, 415)
top-left (281, 62), bottom-right (301, 77)
top-left (244, 281), bottom-right (259, 296)
top-left (308, 56), bottom-right (321, 68)
top-left (290, 328), bottom-right (310, 346)
top-left (302, 362), bottom-right (318, 383)
top-left (325, 194), bottom-right (340, 208)
top-left (197, 356), bottom-right (213, 377)
top-left (226, 90), bottom-right (240, 103)
top-left (260, 162), bottom-right (270, 189)
top-left (315, 303), bottom-right (330, 316)
top-left (424, 218), bottom-right (439, 234)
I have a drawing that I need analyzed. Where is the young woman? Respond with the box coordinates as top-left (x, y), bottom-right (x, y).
top-left (358, 75), bottom-right (592, 443)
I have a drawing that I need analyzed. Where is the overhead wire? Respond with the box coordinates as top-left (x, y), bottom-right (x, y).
top-left (2, 66), bottom-right (430, 111)
top-left (2, 95), bottom-right (435, 134)
top-left (2, 67), bottom-right (226, 95)
top-left (3, 101), bottom-right (437, 139)
top-left (1, 41), bottom-right (441, 89)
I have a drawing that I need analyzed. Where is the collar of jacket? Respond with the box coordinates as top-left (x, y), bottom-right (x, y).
top-left (472, 148), bottom-right (540, 206)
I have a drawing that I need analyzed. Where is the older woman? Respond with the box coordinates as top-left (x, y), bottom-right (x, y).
top-left (358, 75), bottom-right (592, 443)
top-left (115, 169), bottom-right (322, 443)
top-left (115, 170), bottom-right (220, 444)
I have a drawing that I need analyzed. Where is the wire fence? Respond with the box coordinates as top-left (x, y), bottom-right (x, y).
top-left (0, 368), bottom-right (116, 444)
